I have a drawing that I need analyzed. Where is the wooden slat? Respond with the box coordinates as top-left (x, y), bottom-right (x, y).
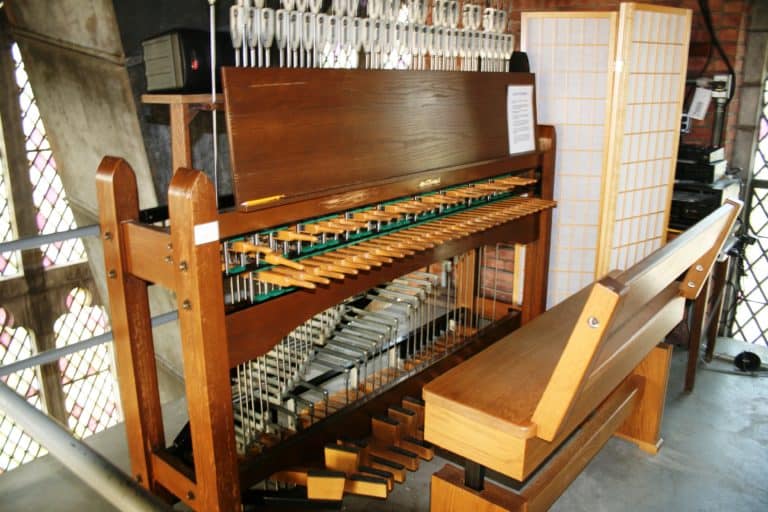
top-left (679, 199), bottom-right (742, 300)
top-left (223, 68), bottom-right (537, 210)
top-left (142, 93), bottom-right (223, 104)
top-left (609, 200), bottom-right (741, 330)
top-left (151, 452), bottom-right (197, 509)
top-left (122, 223), bottom-right (175, 289)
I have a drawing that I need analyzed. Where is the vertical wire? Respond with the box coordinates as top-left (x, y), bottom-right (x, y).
top-left (209, 0), bottom-right (219, 207)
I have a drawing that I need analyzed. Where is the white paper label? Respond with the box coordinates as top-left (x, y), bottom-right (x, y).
top-left (193, 221), bottom-right (220, 246)
top-left (688, 87), bottom-right (712, 120)
top-left (507, 85), bottom-right (536, 155)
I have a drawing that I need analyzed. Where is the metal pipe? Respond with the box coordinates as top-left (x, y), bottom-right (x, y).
top-left (0, 381), bottom-right (171, 511)
top-left (0, 224), bottom-right (100, 253)
top-left (0, 310), bottom-right (178, 376)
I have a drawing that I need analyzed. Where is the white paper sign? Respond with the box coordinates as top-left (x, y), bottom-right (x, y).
top-left (507, 85), bottom-right (536, 155)
top-left (688, 87), bottom-right (712, 120)
top-left (193, 221), bottom-right (220, 246)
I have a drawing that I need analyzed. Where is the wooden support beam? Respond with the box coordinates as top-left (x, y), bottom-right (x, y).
top-left (531, 278), bottom-right (625, 441)
top-left (122, 223), bottom-right (175, 289)
top-left (616, 344), bottom-right (673, 453)
top-left (96, 157), bottom-right (165, 491)
top-left (168, 168), bottom-right (239, 511)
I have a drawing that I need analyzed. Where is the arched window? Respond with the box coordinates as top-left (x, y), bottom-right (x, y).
top-left (10, 43), bottom-right (85, 267)
top-left (55, 288), bottom-right (120, 438)
top-left (0, 307), bottom-right (45, 473)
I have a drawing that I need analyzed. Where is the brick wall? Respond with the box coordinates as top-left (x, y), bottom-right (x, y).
top-left (505, 0), bottom-right (751, 156)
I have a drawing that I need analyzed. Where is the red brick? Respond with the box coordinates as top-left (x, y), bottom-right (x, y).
top-left (712, 13), bottom-right (743, 29)
top-left (723, 1), bottom-right (746, 13)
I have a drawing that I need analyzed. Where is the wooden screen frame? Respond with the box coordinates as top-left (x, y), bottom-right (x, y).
top-left (596, 2), bottom-right (693, 276)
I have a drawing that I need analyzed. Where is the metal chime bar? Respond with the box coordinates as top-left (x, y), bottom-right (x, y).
top-left (230, 255), bottom-right (498, 455)
top-left (228, 0), bottom-right (514, 71)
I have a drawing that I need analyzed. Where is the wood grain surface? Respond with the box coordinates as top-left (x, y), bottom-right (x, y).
top-left (223, 68), bottom-right (536, 209)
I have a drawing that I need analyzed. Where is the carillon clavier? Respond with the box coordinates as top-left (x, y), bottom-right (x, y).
top-left (98, 67), bottom-right (555, 511)
top-left (223, 176), bottom-right (545, 305)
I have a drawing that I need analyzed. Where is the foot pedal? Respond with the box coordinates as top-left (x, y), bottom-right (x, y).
top-left (344, 474), bottom-right (388, 498)
top-left (358, 465), bottom-right (394, 491)
top-left (307, 470), bottom-right (346, 501)
top-left (369, 455), bottom-right (406, 483)
top-left (324, 444), bottom-right (360, 476)
top-left (400, 436), bottom-right (434, 461)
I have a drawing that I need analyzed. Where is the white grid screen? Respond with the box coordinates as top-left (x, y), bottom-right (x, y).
top-left (522, 14), bottom-right (616, 307)
top-left (608, 7), bottom-right (690, 270)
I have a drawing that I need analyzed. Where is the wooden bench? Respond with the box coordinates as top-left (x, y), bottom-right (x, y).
top-left (423, 199), bottom-right (742, 512)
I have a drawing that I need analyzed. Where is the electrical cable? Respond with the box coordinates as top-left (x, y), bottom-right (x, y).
top-left (697, 0), bottom-right (736, 104)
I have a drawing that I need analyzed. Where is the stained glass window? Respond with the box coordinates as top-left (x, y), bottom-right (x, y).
top-left (10, 43), bottom-right (86, 268)
top-left (0, 308), bottom-right (46, 473)
top-left (731, 77), bottom-right (768, 346)
top-left (55, 288), bottom-right (120, 438)
top-left (0, 143), bottom-right (21, 278)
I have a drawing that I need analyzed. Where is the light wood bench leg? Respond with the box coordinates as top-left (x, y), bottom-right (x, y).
top-left (615, 344), bottom-right (673, 454)
top-left (431, 465), bottom-right (526, 512)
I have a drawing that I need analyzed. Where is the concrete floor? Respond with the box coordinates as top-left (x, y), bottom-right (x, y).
top-left (1, 341), bottom-right (766, 511)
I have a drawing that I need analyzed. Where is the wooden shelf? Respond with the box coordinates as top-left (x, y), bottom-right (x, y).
top-left (141, 93), bottom-right (223, 105)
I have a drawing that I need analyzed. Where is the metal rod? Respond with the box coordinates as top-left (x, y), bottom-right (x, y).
top-left (0, 224), bottom-right (100, 253)
top-left (0, 381), bottom-right (171, 511)
top-left (464, 459), bottom-right (486, 491)
top-left (0, 310), bottom-right (178, 376)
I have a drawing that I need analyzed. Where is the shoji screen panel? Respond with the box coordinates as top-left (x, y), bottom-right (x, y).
top-left (521, 12), bottom-right (618, 307)
top-left (597, 3), bottom-right (692, 274)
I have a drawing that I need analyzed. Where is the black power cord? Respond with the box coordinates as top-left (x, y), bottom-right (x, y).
top-left (697, 0), bottom-right (736, 104)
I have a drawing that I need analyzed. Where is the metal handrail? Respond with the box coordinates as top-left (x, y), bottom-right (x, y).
top-left (0, 310), bottom-right (178, 376)
top-left (0, 224), bottom-right (100, 253)
top-left (0, 380), bottom-right (171, 511)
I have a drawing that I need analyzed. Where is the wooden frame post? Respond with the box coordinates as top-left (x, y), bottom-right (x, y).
top-left (616, 343), bottom-right (673, 453)
top-left (168, 168), bottom-right (240, 512)
top-left (522, 126), bottom-right (555, 323)
top-left (96, 157), bottom-right (165, 490)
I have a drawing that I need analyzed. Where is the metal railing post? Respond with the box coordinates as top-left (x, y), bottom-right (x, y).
top-left (0, 381), bottom-right (171, 511)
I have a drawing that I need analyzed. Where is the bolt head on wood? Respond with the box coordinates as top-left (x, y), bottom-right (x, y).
top-left (695, 264), bottom-right (704, 272)
top-left (587, 316), bottom-right (600, 328)
top-left (687, 281), bottom-right (696, 288)
top-left (103, 231), bottom-right (112, 241)
top-left (179, 261), bottom-right (188, 271)
top-left (186, 491), bottom-right (195, 500)
top-left (108, 270), bottom-right (117, 278)
top-left (182, 300), bottom-right (192, 310)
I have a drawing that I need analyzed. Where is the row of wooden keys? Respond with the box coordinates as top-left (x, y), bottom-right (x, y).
top-left (226, 177), bottom-right (541, 290)
top-left (270, 396), bottom-right (429, 500)
top-left (230, 195), bottom-right (553, 293)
